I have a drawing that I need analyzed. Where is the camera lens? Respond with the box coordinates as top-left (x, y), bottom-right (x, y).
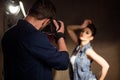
top-left (42, 20), bottom-right (61, 35)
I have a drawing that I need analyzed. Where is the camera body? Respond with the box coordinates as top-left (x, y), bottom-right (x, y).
top-left (42, 20), bottom-right (61, 35)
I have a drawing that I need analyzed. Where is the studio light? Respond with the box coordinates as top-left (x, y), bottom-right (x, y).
top-left (5, 0), bottom-right (26, 17)
top-left (8, 4), bottom-right (20, 14)
top-left (3, 0), bottom-right (26, 30)
top-left (5, 0), bottom-right (20, 15)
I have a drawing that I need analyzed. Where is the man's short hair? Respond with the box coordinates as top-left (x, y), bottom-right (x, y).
top-left (28, 0), bottom-right (56, 20)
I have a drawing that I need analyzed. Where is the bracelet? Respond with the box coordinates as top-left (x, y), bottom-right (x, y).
top-left (54, 32), bottom-right (65, 43)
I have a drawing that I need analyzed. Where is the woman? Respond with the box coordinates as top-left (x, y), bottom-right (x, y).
top-left (67, 19), bottom-right (109, 80)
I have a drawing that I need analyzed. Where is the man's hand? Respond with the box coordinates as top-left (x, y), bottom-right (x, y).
top-left (53, 20), bottom-right (65, 33)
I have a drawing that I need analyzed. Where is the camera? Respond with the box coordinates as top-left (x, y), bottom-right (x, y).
top-left (42, 20), bottom-right (61, 35)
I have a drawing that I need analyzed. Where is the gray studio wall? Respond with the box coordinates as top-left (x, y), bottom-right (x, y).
top-left (0, 0), bottom-right (120, 80)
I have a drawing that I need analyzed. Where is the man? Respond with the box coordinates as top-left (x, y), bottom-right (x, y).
top-left (1, 0), bottom-right (70, 80)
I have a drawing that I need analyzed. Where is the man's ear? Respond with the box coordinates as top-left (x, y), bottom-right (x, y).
top-left (42, 19), bottom-right (50, 26)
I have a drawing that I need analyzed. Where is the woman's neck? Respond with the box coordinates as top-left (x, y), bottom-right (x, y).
top-left (80, 40), bottom-right (90, 46)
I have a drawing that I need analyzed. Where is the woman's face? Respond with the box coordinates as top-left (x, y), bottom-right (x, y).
top-left (79, 27), bottom-right (93, 41)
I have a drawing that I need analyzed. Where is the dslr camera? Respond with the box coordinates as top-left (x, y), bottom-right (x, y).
top-left (42, 20), bottom-right (61, 35)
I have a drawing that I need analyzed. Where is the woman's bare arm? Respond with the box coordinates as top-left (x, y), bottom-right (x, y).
top-left (67, 19), bottom-right (92, 44)
top-left (86, 49), bottom-right (109, 80)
